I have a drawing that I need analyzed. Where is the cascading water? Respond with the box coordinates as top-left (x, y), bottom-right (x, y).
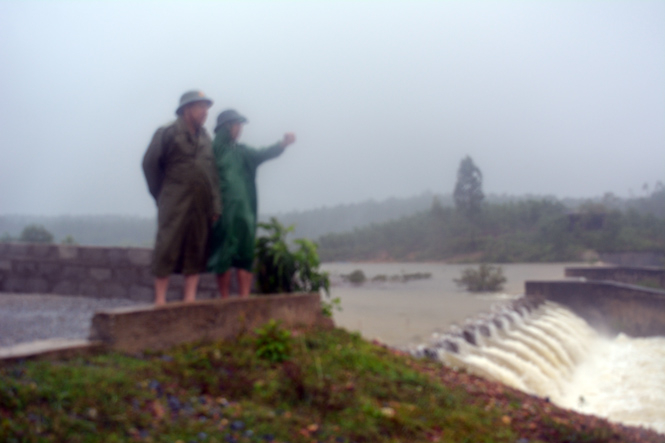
top-left (414, 298), bottom-right (665, 434)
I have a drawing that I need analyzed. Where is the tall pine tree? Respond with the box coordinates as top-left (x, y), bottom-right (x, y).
top-left (453, 156), bottom-right (484, 218)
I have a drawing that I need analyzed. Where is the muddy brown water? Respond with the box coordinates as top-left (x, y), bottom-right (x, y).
top-left (321, 262), bottom-right (582, 348)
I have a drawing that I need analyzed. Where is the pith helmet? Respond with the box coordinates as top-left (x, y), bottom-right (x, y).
top-left (214, 109), bottom-right (248, 133)
top-left (175, 90), bottom-right (213, 116)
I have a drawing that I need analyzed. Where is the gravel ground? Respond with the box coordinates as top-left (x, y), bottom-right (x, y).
top-left (0, 293), bottom-right (149, 348)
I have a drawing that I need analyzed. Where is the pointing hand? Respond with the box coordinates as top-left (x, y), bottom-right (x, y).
top-left (281, 133), bottom-right (296, 148)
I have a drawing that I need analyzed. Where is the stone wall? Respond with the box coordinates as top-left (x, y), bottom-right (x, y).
top-left (565, 266), bottom-right (665, 288)
top-left (525, 280), bottom-right (665, 337)
top-left (0, 242), bottom-right (227, 302)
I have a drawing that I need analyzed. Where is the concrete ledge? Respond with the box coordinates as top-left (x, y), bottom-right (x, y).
top-left (90, 293), bottom-right (330, 353)
top-left (565, 265), bottom-right (665, 288)
top-left (0, 339), bottom-right (104, 366)
top-left (526, 280), bottom-right (665, 337)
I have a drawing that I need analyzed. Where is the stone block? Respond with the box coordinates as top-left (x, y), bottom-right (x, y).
top-left (106, 248), bottom-right (127, 266)
top-left (0, 260), bottom-right (11, 271)
top-left (25, 278), bottom-right (49, 293)
top-left (128, 284), bottom-right (153, 302)
top-left (63, 266), bottom-right (87, 280)
top-left (101, 282), bottom-right (127, 299)
top-left (3, 276), bottom-right (27, 292)
top-left (79, 247), bottom-right (107, 264)
top-left (3, 243), bottom-right (29, 258)
top-left (52, 280), bottom-right (78, 295)
top-left (39, 262), bottom-right (61, 277)
top-left (90, 268), bottom-right (112, 281)
top-left (30, 244), bottom-right (56, 259)
top-left (57, 245), bottom-right (78, 260)
top-left (79, 281), bottom-right (99, 297)
top-left (139, 268), bottom-right (154, 282)
top-left (14, 261), bottom-right (38, 275)
top-left (127, 248), bottom-right (152, 266)
top-left (114, 267), bottom-right (140, 282)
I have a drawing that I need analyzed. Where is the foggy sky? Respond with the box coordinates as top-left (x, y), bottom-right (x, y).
top-left (1, 1), bottom-right (663, 217)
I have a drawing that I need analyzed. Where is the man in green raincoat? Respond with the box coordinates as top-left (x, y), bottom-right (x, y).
top-left (142, 90), bottom-right (221, 305)
top-left (207, 109), bottom-right (295, 297)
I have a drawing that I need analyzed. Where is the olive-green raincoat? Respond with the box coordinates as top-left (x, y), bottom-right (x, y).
top-left (207, 127), bottom-right (284, 273)
top-left (142, 118), bottom-right (221, 277)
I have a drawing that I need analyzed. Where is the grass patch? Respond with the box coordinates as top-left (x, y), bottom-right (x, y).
top-left (0, 327), bottom-right (655, 442)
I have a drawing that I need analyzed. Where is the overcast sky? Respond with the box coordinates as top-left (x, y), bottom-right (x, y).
top-left (1, 1), bottom-right (663, 217)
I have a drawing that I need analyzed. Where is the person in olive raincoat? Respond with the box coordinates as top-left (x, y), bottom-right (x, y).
top-left (142, 90), bottom-right (221, 305)
top-left (207, 109), bottom-right (295, 297)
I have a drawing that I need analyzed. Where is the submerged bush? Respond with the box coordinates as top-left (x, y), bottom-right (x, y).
top-left (343, 269), bottom-right (366, 284)
top-left (454, 264), bottom-right (506, 292)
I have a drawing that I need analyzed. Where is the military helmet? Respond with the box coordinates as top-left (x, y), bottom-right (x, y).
top-left (175, 90), bottom-right (213, 116)
top-left (214, 109), bottom-right (248, 133)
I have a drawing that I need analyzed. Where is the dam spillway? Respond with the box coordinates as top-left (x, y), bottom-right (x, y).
top-left (415, 299), bottom-right (665, 434)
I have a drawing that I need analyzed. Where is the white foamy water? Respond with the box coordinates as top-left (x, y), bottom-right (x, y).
top-left (557, 333), bottom-right (665, 434)
top-left (321, 263), bottom-right (665, 434)
top-left (426, 301), bottom-right (665, 434)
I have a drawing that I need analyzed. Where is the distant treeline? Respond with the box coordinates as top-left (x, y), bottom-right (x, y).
top-left (2, 189), bottom-right (664, 261)
top-left (317, 190), bottom-right (665, 263)
top-left (0, 215), bottom-right (156, 247)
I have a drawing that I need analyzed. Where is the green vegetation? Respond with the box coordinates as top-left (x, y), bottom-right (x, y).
top-left (254, 218), bottom-right (338, 317)
top-left (18, 224), bottom-right (54, 244)
top-left (342, 269), bottom-right (366, 284)
top-left (370, 272), bottom-right (433, 283)
top-left (2, 326), bottom-right (650, 443)
top-left (254, 320), bottom-right (292, 363)
top-left (455, 264), bottom-right (507, 292)
top-left (61, 235), bottom-right (77, 245)
top-left (255, 218), bottom-right (330, 295)
top-left (453, 156), bottom-right (485, 219)
top-left (319, 192), bottom-right (665, 263)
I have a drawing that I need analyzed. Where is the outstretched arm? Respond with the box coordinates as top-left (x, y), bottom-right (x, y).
top-left (251, 132), bottom-right (297, 165)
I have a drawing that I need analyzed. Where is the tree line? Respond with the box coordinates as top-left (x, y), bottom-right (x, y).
top-left (318, 157), bottom-right (665, 263)
top-left (3, 155), bottom-right (664, 263)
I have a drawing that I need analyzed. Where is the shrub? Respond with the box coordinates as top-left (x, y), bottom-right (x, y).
top-left (254, 320), bottom-right (292, 363)
top-left (255, 218), bottom-right (330, 295)
top-left (19, 224), bottom-right (53, 244)
top-left (454, 264), bottom-right (506, 292)
top-left (344, 269), bottom-right (366, 284)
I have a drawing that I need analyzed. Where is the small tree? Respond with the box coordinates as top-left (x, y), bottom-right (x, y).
top-left (454, 264), bottom-right (506, 292)
top-left (453, 156), bottom-right (484, 218)
top-left (255, 218), bottom-right (330, 295)
top-left (61, 235), bottom-right (77, 245)
top-left (19, 224), bottom-right (54, 244)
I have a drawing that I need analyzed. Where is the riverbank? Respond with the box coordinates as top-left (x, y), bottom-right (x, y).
top-left (2, 326), bottom-right (662, 442)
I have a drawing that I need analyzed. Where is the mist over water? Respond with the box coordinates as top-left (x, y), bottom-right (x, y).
top-left (323, 263), bottom-right (665, 434)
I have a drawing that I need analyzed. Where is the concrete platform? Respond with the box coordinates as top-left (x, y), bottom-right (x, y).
top-left (0, 338), bottom-right (103, 366)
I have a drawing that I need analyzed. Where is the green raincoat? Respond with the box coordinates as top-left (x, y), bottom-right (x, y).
top-left (208, 127), bottom-right (284, 273)
top-left (142, 118), bottom-right (221, 277)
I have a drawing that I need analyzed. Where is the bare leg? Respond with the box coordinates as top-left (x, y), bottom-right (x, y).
top-left (154, 277), bottom-right (169, 306)
top-left (183, 274), bottom-right (200, 303)
top-left (216, 271), bottom-right (232, 298)
top-left (237, 269), bottom-right (253, 297)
